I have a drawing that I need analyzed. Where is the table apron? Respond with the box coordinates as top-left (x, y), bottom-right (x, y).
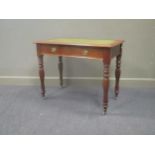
top-left (37, 45), bottom-right (110, 59)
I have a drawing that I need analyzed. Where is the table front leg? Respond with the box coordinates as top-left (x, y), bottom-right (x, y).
top-left (115, 45), bottom-right (122, 97)
top-left (58, 56), bottom-right (63, 87)
top-left (38, 55), bottom-right (45, 97)
top-left (103, 62), bottom-right (110, 114)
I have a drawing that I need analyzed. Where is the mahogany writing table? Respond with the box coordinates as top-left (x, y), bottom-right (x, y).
top-left (35, 38), bottom-right (124, 114)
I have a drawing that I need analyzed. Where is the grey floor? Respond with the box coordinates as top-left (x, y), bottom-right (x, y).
top-left (0, 85), bottom-right (155, 135)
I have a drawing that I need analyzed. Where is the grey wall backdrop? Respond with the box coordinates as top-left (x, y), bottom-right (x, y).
top-left (0, 19), bottom-right (155, 85)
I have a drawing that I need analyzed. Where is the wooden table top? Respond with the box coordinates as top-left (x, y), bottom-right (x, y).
top-left (35, 38), bottom-right (124, 48)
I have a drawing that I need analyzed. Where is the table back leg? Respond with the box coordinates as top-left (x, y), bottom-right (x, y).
top-left (115, 45), bottom-right (122, 97)
top-left (58, 56), bottom-right (63, 87)
top-left (38, 55), bottom-right (45, 97)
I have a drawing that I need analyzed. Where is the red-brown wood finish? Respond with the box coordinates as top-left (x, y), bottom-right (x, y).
top-left (35, 40), bottom-right (123, 114)
top-left (38, 45), bottom-right (105, 59)
top-left (103, 50), bottom-right (111, 114)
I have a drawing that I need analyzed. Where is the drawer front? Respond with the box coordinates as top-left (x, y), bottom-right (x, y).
top-left (39, 45), bottom-right (104, 59)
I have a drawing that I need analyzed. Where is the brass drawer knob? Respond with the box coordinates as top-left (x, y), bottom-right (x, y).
top-left (83, 50), bottom-right (88, 56)
top-left (51, 47), bottom-right (57, 53)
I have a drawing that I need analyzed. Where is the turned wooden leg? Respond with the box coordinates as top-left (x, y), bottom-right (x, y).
top-left (38, 55), bottom-right (45, 97)
top-left (103, 63), bottom-right (110, 114)
top-left (115, 46), bottom-right (122, 97)
top-left (58, 56), bottom-right (63, 87)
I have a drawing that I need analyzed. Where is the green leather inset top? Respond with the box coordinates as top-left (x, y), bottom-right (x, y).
top-left (47, 38), bottom-right (122, 47)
